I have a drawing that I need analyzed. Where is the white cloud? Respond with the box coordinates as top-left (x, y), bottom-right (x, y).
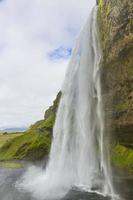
top-left (0, 0), bottom-right (95, 128)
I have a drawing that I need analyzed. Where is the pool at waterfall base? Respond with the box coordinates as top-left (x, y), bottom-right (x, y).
top-left (0, 166), bottom-right (133, 200)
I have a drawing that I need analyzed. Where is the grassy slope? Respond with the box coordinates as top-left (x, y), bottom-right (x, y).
top-left (0, 133), bottom-right (23, 148)
top-left (0, 161), bottom-right (23, 168)
top-left (0, 131), bottom-right (51, 161)
top-left (0, 92), bottom-right (61, 161)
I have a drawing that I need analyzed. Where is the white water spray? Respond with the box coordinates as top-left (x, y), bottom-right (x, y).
top-left (18, 7), bottom-right (116, 200)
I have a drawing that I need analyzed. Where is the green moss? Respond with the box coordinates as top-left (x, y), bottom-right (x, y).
top-left (112, 145), bottom-right (133, 172)
top-left (98, 0), bottom-right (112, 60)
top-left (42, 114), bottom-right (55, 129)
top-left (115, 102), bottom-right (130, 113)
top-left (99, 0), bottom-right (104, 13)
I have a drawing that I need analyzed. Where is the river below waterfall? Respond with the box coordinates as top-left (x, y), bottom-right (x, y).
top-left (0, 165), bottom-right (132, 200)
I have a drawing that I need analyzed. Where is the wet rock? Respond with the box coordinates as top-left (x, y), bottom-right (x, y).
top-left (98, 0), bottom-right (133, 171)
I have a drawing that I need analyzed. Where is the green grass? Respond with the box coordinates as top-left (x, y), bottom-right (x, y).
top-left (30, 114), bottom-right (55, 131)
top-left (0, 115), bottom-right (53, 162)
top-left (0, 133), bottom-right (23, 148)
top-left (0, 161), bottom-right (23, 169)
top-left (112, 144), bottom-right (133, 172)
top-left (0, 131), bottom-right (51, 161)
top-left (0, 92), bottom-right (61, 162)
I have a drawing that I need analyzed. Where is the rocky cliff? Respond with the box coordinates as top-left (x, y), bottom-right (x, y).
top-left (98, 0), bottom-right (133, 171)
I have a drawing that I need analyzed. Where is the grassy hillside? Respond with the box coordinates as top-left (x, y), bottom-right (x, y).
top-left (0, 131), bottom-right (51, 161)
top-left (0, 133), bottom-right (23, 148)
top-left (0, 92), bottom-right (61, 161)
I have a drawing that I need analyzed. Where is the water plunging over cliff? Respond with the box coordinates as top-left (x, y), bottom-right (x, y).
top-left (18, 7), bottom-right (115, 200)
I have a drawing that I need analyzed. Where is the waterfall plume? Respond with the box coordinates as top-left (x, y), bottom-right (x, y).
top-left (17, 7), bottom-right (116, 200)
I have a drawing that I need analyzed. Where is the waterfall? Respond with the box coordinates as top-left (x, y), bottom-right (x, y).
top-left (18, 7), bottom-right (116, 200)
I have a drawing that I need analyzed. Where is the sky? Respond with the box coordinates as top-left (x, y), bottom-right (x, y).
top-left (0, 0), bottom-right (96, 129)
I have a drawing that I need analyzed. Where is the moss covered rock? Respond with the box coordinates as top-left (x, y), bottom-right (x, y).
top-left (112, 144), bottom-right (133, 172)
top-left (98, 0), bottom-right (133, 171)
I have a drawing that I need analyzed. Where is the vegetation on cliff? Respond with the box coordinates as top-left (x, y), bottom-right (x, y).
top-left (0, 92), bottom-right (61, 161)
top-left (98, 0), bottom-right (133, 172)
top-left (0, 133), bottom-right (23, 148)
top-left (112, 144), bottom-right (133, 172)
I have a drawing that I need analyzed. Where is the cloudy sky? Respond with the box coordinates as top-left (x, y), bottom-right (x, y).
top-left (0, 0), bottom-right (95, 129)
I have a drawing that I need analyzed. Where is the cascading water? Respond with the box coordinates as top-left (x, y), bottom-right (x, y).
top-left (18, 7), bottom-right (116, 200)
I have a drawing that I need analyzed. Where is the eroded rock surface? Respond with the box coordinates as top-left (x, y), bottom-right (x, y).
top-left (98, 0), bottom-right (133, 171)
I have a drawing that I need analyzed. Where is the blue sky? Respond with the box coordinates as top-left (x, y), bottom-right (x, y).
top-left (0, 0), bottom-right (95, 129)
top-left (48, 47), bottom-right (72, 60)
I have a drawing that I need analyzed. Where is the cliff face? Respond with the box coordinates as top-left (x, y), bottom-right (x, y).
top-left (98, 0), bottom-right (133, 171)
